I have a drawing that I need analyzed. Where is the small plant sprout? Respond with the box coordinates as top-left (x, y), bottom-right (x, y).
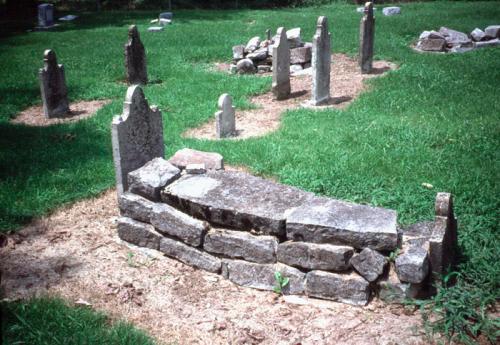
top-left (273, 271), bottom-right (289, 295)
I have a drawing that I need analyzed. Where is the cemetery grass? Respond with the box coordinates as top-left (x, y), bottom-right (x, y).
top-left (0, 1), bottom-right (498, 344)
top-left (1, 297), bottom-right (156, 345)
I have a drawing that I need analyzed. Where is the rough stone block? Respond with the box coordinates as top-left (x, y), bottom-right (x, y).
top-left (286, 27), bottom-right (303, 48)
top-left (232, 45), bottom-right (245, 60)
top-left (159, 237), bottom-right (221, 273)
top-left (286, 196), bottom-right (398, 251)
top-left (417, 38), bottom-right (446, 52)
top-left (118, 192), bottom-right (155, 223)
top-left (245, 36), bottom-right (261, 53)
top-left (117, 217), bottom-right (161, 250)
top-left (484, 25), bottom-right (500, 38)
top-left (150, 203), bottom-right (209, 247)
top-left (305, 271), bottom-right (370, 306)
top-left (378, 265), bottom-right (433, 303)
top-left (185, 163), bottom-right (206, 174)
top-left (471, 28), bottom-right (486, 41)
top-left (395, 246), bottom-right (429, 283)
top-left (439, 27), bottom-right (471, 47)
top-left (168, 148), bottom-right (224, 171)
top-left (162, 171), bottom-right (313, 237)
top-left (246, 47), bottom-right (268, 61)
top-left (290, 46), bottom-right (312, 64)
top-left (350, 248), bottom-right (388, 282)
top-left (128, 157), bottom-right (180, 201)
top-left (401, 221), bottom-right (434, 248)
top-left (277, 241), bottom-right (353, 271)
top-left (204, 229), bottom-right (278, 264)
top-left (222, 259), bottom-right (305, 294)
top-left (474, 38), bottom-right (500, 49)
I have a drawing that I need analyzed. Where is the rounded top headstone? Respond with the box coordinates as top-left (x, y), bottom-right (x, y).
top-left (44, 49), bottom-right (56, 62)
top-left (218, 93), bottom-right (232, 110)
top-left (364, 2), bottom-right (374, 16)
top-left (128, 25), bottom-right (139, 39)
top-left (317, 16), bottom-right (327, 27)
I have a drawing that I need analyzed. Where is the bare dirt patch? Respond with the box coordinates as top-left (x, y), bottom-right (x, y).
top-left (187, 54), bottom-right (397, 140)
top-left (1, 188), bottom-right (430, 345)
top-left (11, 99), bottom-right (111, 126)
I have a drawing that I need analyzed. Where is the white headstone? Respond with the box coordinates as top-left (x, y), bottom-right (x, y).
top-left (311, 16), bottom-right (331, 106)
top-left (112, 86), bottom-right (164, 195)
top-left (39, 49), bottom-right (70, 118)
top-left (272, 27), bottom-right (291, 100)
top-left (215, 94), bottom-right (236, 138)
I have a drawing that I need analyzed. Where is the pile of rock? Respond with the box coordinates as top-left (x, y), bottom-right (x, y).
top-left (231, 28), bottom-right (312, 74)
top-left (416, 25), bottom-right (500, 53)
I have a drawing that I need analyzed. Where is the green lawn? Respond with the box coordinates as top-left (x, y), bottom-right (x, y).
top-left (1, 297), bottom-right (156, 345)
top-left (0, 1), bottom-right (499, 343)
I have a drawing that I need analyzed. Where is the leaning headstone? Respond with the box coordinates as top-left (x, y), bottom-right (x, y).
top-left (359, 2), bottom-right (375, 74)
top-left (272, 27), bottom-right (291, 100)
top-left (112, 85), bottom-right (164, 195)
top-left (39, 49), bottom-right (70, 118)
top-left (310, 16), bottom-right (331, 105)
top-left (215, 94), bottom-right (236, 138)
top-left (38, 3), bottom-right (54, 28)
top-left (124, 25), bottom-right (148, 85)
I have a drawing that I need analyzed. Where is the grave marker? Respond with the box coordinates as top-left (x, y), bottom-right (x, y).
top-left (272, 27), bottom-right (291, 100)
top-left (311, 16), bottom-right (331, 105)
top-left (39, 49), bottom-right (70, 118)
top-left (38, 3), bottom-right (54, 28)
top-left (215, 94), bottom-right (236, 138)
top-left (359, 2), bottom-right (375, 73)
top-left (124, 25), bottom-right (148, 85)
top-left (112, 85), bottom-right (164, 194)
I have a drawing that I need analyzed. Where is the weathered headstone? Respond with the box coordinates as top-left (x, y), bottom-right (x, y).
top-left (39, 49), bottom-right (70, 118)
top-left (311, 16), bottom-right (331, 105)
top-left (272, 27), bottom-right (291, 100)
top-left (215, 93), bottom-right (236, 138)
top-left (112, 85), bottom-right (164, 195)
top-left (124, 25), bottom-right (148, 85)
top-left (359, 2), bottom-right (375, 73)
top-left (38, 3), bottom-right (54, 27)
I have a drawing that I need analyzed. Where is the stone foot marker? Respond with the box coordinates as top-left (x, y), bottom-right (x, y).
top-left (39, 50), bottom-right (70, 118)
top-left (272, 27), bottom-right (291, 100)
top-left (359, 2), bottom-right (375, 74)
top-left (215, 94), bottom-right (236, 138)
top-left (112, 85), bottom-right (164, 195)
top-left (124, 25), bottom-right (148, 85)
top-left (311, 16), bottom-right (331, 105)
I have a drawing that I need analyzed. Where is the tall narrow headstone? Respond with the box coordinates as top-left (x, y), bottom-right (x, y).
top-left (359, 2), bottom-right (375, 74)
top-left (215, 94), bottom-right (236, 138)
top-left (311, 16), bottom-right (331, 106)
top-left (38, 3), bottom-right (54, 27)
top-left (39, 49), bottom-right (70, 118)
top-left (112, 85), bottom-right (164, 195)
top-left (272, 27), bottom-right (291, 100)
top-left (124, 25), bottom-right (148, 85)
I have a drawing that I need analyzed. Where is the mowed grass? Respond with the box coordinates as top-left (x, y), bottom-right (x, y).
top-left (1, 297), bottom-right (156, 345)
top-left (0, 1), bottom-right (499, 343)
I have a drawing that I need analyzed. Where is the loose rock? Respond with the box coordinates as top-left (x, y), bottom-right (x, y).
top-left (305, 271), bottom-right (370, 306)
top-left (168, 148), bottom-right (224, 171)
top-left (484, 25), bottom-right (500, 38)
top-left (232, 45), bottom-right (245, 60)
top-left (277, 241), bottom-right (353, 271)
top-left (128, 157), bottom-right (180, 201)
top-left (160, 237), bottom-right (221, 273)
top-left (118, 192), bottom-right (156, 223)
top-left (117, 217), bottom-right (161, 250)
top-left (236, 58), bottom-right (257, 74)
top-left (350, 248), bottom-right (388, 282)
top-left (395, 246), bottom-right (429, 284)
top-left (245, 36), bottom-right (261, 53)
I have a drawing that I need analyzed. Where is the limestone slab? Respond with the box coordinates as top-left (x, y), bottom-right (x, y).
top-left (118, 192), bottom-right (156, 223)
top-left (128, 157), bottom-right (180, 201)
top-left (350, 248), bottom-right (387, 282)
top-left (204, 229), bottom-right (278, 263)
top-left (117, 217), bottom-right (161, 250)
top-left (124, 25), bottom-right (148, 84)
top-left (222, 259), bottom-right (305, 294)
top-left (150, 203), bottom-right (209, 247)
top-left (162, 171), bottom-right (313, 236)
top-left (395, 246), bottom-right (429, 283)
top-left (305, 270), bottom-right (370, 306)
top-left (168, 148), bottom-right (223, 170)
top-left (159, 237), bottom-right (221, 273)
top-left (112, 86), bottom-right (164, 195)
top-left (39, 49), bottom-right (70, 118)
top-left (311, 16), bottom-right (331, 105)
top-left (286, 196), bottom-right (398, 251)
top-left (277, 241), bottom-right (353, 271)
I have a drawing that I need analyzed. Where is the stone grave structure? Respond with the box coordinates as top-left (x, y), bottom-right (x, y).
top-left (272, 27), bottom-right (291, 100)
top-left (39, 49), bottom-right (70, 118)
top-left (359, 2), bottom-right (375, 74)
top-left (310, 16), bottom-right (331, 106)
top-left (215, 94), bottom-right (236, 138)
top-left (38, 3), bottom-right (54, 28)
top-left (114, 145), bottom-right (458, 305)
top-left (416, 25), bottom-right (500, 53)
top-left (111, 85), bottom-right (164, 195)
top-left (124, 25), bottom-right (148, 85)
top-left (231, 27), bottom-right (312, 75)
